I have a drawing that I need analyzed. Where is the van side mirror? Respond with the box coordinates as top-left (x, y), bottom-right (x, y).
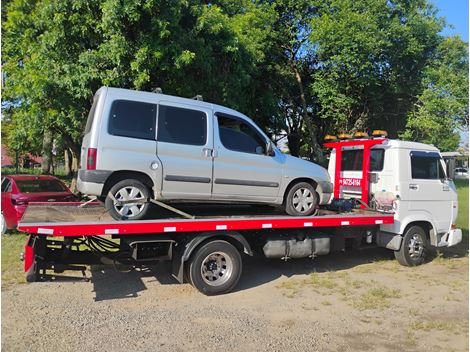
top-left (266, 141), bottom-right (275, 157)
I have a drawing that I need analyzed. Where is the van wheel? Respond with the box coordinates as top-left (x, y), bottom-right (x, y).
top-left (394, 225), bottom-right (429, 266)
top-left (105, 179), bottom-right (151, 221)
top-left (285, 182), bottom-right (318, 216)
top-left (187, 240), bottom-right (242, 295)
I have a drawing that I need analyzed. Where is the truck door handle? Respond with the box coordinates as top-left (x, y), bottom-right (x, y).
top-left (442, 184), bottom-right (450, 191)
top-left (409, 184), bottom-right (418, 190)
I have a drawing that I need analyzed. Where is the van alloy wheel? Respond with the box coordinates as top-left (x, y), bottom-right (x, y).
top-left (105, 179), bottom-right (151, 221)
top-left (114, 186), bottom-right (146, 217)
top-left (292, 188), bottom-right (315, 213)
top-left (285, 182), bottom-right (318, 216)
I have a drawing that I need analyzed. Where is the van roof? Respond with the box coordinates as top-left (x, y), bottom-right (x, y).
top-left (102, 86), bottom-right (249, 120)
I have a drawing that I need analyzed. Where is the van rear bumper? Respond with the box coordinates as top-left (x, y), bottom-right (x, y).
top-left (77, 170), bottom-right (111, 196)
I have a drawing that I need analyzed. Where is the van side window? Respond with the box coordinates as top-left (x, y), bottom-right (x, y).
top-left (341, 149), bottom-right (384, 171)
top-left (1, 178), bottom-right (11, 193)
top-left (157, 106), bottom-right (207, 146)
top-left (410, 151), bottom-right (446, 179)
top-left (217, 115), bottom-right (266, 155)
top-left (108, 100), bottom-right (156, 140)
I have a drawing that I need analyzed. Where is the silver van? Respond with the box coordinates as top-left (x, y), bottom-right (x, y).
top-left (78, 87), bottom-right (333, 220)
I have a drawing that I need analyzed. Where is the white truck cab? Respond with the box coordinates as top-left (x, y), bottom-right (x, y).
top-left (327, 138), bottom-right (462, 265)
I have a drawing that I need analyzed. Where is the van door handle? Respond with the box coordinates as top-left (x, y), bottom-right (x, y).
top-left (409, 184), bottom-right (418, 190)
top-left (203, 148), bottom-right (213, 157)
top-left (442, 184), bottom-right (450, 191)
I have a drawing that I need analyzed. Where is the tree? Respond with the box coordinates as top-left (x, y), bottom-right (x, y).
top-left (2, 0), bottom-right (277, 187)
top-left (309, 0), bottom-right (444, 137)
top-left (402, 36), bottom-right (469, 151)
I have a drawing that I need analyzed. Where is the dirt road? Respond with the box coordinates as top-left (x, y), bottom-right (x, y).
top-left (2, 242), bottom-right (468, 352)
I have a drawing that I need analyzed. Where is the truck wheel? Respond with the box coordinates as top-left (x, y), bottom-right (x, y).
top-left (394, 225), bottom-right (429, 266)
top-left (285, 182), bottom-right (318, 216)
top-left (105, 179), bottom-right (151, 221)
top-left (187, 240), bottom-right (242, 295)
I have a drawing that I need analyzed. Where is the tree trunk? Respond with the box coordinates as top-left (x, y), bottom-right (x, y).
top-left (69, 150), bottom-right (79, 193)
top-left (287, 131), bottom-right (301, 157)
top-left (64, 149), bottom-right (72, 177)
top-left (41, 130), bottom-right (53, 174)
top-left (292, 66), bottom-right (325, 164)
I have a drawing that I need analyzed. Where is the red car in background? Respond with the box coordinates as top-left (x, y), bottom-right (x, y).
top-left (1, 175), bottom-right (78, 234)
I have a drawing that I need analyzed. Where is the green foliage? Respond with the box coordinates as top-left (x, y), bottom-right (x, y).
top-left (310, 0), bottom-right (445, 136)
top-left (2, 0), bottom-right (468, 164)
top-left (402, 36), bottom-right (469, 151)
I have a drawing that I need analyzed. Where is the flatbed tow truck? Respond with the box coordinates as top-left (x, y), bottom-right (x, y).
top-left (18, 135), bottom-right (461, 295)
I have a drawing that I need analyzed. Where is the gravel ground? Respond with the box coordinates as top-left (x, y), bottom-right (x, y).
top-left (2, 244), bottom-right (468, 352)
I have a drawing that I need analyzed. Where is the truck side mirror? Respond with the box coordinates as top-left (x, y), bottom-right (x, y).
top-left (266, 141), bottom-right (275, 157)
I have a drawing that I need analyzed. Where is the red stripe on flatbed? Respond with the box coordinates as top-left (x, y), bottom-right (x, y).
top-left (18, 214), bottom-right (394, 237)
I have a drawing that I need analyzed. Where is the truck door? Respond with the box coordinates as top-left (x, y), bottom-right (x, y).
top-left (212, 113), bottom-right (282, 200)
top-left (404, 151), bottom-right (456, 233)
top-left (157, 103), bottom-right (213, 199)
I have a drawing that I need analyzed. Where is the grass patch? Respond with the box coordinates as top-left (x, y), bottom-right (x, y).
top-left (351, 285), bottom-right (401, 311)
top-left (454, 179), bottom-right (468, 239)
top-left (409, 320), bottom-right (466, 333)
top-left (1, 233), bottom-right (29, 287)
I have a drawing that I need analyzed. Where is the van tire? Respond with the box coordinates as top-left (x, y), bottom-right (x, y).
top-left (394, 225), bottom-right (429, 266)
top-left (105, 179), bottom-right (151, 221)
top-left (187, 240), bottom-right (242, 295)
top-left (284, 182), bottom-right (318, 216)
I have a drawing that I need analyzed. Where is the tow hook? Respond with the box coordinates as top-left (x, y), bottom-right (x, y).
top-left (20, 252), bottom-right (24, 262)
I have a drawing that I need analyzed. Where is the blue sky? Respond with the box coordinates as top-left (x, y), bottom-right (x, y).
top-left (432, 0), bottom-right (469, 42)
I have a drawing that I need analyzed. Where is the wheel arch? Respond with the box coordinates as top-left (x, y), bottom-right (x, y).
top-left (101, 170), bottom-right (155, 198)
top-left (172, 231), bottom-right (252, 284)
top-left (282, 177), bottom-right (319, 204)
top-left (399, 213), bottom-right (438, 246)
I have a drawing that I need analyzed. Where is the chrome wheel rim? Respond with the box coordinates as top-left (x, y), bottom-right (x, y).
top-left (408, 233), bottom-right (424, 259)
top-left (292, 188), bottom-right (314, 213)
top-left (114, 186), bottom-right (146, 217)
top-left (201, 251), bottom-right (233, 287)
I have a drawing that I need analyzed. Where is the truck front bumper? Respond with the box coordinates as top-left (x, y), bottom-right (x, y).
top-left (437, 228), bottom-right (462, 247)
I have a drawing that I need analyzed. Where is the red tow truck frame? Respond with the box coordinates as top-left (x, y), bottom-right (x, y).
top-left (18, 137), bottom-right (396, 295)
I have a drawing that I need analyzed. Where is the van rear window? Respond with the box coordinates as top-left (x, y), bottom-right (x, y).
top-left (341, 149), bottom-right (384, 171)
top-left (84, 95), bottom-right (99, 134)
top-left (108, 100), bottom-right (157, 140)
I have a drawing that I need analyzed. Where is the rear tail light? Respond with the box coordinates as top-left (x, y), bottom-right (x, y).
top-left (87, 148), bottom-right (97, 170)
top-left (12, 196), bottom-right (28, 206)
top-left (451, 224), bottom-right (457, 230)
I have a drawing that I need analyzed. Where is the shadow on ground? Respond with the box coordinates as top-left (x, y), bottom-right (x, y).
top-left (88, 234), bottom-right (468, 300)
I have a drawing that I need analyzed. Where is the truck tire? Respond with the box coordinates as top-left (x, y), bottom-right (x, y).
top-left (394, 225), bottom-right (429, 266)
top-left (105, 179), bottom-right (151, 221)
top-left (187, 240), bottom-right (242, 295)
top-left (285, 182), bottom-right (318, 216)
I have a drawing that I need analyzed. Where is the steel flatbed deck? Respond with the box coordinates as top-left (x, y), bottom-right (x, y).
top-left (18, 203), bottom-right (394, 236)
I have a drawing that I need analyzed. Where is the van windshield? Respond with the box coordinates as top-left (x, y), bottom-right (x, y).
top-left (84, 93), bottom-right (99, 134)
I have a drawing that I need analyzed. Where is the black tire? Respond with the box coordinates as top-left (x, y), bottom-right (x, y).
top-left (394, 225), bottom-right (430, 266)
top-left (187, 240), bottom-right (242, 295)
top-left (284, 182), bottom-right (318, 216)
top-left (105, 179), bottom-right (151, 221)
